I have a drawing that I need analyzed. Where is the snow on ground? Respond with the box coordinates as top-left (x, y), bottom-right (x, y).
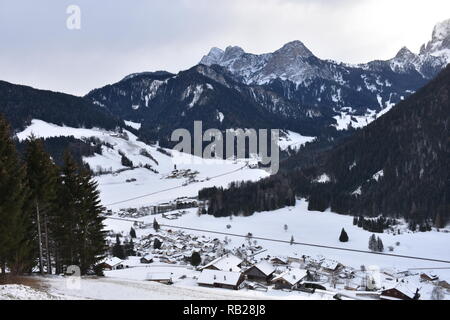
top-left (16, 120), bottom-right (270, 209)
top-left (104, 199), bottom-right (450, 283)
top-left (41, 275), bottom-right (332, 300)
top-left (278, 130), bottom-right (316, 151)
top-left (332, 109), bottom-right (377, 131)
top-left (124, 120), bottom-right (141, 130)
top-left (14, 119), bottom-right (450, 300)
top-left (0, 284), bottom-right (62, 300)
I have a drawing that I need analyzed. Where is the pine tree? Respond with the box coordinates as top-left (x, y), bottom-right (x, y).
top-left (153, 238), bottom-right (162, 250)
top-left (368, 234), bottom-right (377, 251)
top-left (53, 152), bottom-right (106, 275)
top-left (153, 218), bottom-right (160, 232)
top-left (377, 237), bottom-right (384, 252)
top-left (112, 235), bottom-right (125, 259)
top-left (130, 227), bottom-right (137, 239)
top-left (53, 152), bottom-right (80, 273)
top-left (339, 228), bottom-right (349, 242)
top-left (24, 135), bottom-right (58, 274)
top-left (290, 235), bottom-right (294, 245)
top-left (0, 116), bottom-right (30, 275)
top-left (191, 251), bottom-right (201, 267)
top-left (76, 168), bottom-right (107, 274)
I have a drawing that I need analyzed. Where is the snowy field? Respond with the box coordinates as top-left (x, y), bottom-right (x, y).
top-left (36, 275), bottom-right (337, 300)
top-left (104, 200), bottom-right (450, 281)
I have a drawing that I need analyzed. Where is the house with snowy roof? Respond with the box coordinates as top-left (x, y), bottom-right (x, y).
top-left (140, 254), bottom-right (154, 264)
top-left (420, 272), bottom-right (439, 282)
top-left (380, 283), bottom-right (420, 300)
top-left (270, 256), bottom-right (288, 265)
top-left (321, 259), bottom-right (343, 273)
top-left (197, 269), bottom-right (245, 290)
top-left (201, 254), bottom-right (243, 272)
top-left (244, 260), bottom-right (276, 283)
top-left (99, 257), bottom-right (124, 271)
top-left (271, 268), bottom-right (309, 289)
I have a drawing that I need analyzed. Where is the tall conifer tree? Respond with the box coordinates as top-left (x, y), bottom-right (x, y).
top-left (0, 116), bottom-right (29, 275)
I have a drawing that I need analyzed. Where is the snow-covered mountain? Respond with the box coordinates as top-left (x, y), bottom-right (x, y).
top-left (200, 19), bottom-right (450, 123)
top-left (84, 20), bottom-right (450, 142)
top-left (86, 64), bottom-right (336, 147)
top-left (420, 18), bottom-right (450, 63)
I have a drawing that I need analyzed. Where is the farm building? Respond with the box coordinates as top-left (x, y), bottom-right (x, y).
top-left (420, 272), bottom-right (438, 282)
top-left (197, 269), bottom-right (245, 290)
top-left (380, 283), bottom-right (420, 300)
top-left (287, 256), bottom-right (303, 264)
top-left (271, 269), bottom-right (308, 289)
top-left (99, 257), bottom-right (124, 271)
top-left (438, 280), bottom-right (450, 290)
top-left (321, 259), bottom-right (343, 273)
top-left (146, 272), bottom-right (174, 284)
top-left (201, 254), bottom-right (243, 272)
top-left (244, 260), bottom-right (275, 283)
top-left (140, 254), bottom-right (154, 264)
top-left (270, 257), bottom-right (288, 265)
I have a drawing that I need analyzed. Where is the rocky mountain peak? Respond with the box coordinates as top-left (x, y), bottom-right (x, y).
top-left (395, 46), bottom-right (416, 59)
top-left (432, 18), bottom-right (450, 42)
top-left (276, 40), bottom-right (314, 58)
top-left (420, 18), bottom-right (450, 59)
top-left (200, 47), bottom-right (225, 65)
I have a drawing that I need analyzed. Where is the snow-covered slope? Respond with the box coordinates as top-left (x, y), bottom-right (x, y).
top-left (17, 120), bottom-right (314, 209)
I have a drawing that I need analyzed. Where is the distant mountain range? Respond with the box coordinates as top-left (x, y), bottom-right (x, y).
top-left (85, 19), bottom-right (450, 146)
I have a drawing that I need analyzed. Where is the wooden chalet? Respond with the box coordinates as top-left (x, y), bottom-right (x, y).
top-left (146, 273), bottom-right (173, 284)
top-left (244, 260), bottom-right (275, 283)
top-left (380, 283), bottom-right (420, 300)
top-left (197, 269), bottom-right (245, 290)
top-left (201, 254), bottom-right (243, 272)
top-left (98, 257), bottom-right (124, 271)
top-left (271, 269), bottom-right (308, 290)
top-left (270, 256), bottom-right (288, 265)
top-left (140, 254), bottom-right (154, 264)
top-left (420, 272), bottom-right (438, 282)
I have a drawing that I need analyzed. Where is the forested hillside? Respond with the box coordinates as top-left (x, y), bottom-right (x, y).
top-left (0, 80), bottom-right (123, 132)
top-left (201, 65), bottom-right (450, 227)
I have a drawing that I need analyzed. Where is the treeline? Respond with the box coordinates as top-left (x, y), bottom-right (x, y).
top-left (0, 115), bottom-right (106, 276)
top-left (199, 178), bottom-right (295, 217)
top-left (353, 216), bottom-right (398, 233)
top-left (16, 136), bottom-right (103, 168)
top-left (0, 80), bottom-right (123, 132)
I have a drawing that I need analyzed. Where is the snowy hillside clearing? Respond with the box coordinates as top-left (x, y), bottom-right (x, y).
top-left (16, 120), bottom-right (273, 209)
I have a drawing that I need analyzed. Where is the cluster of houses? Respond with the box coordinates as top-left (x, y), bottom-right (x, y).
top-left (109, 198), bottom-right (199, 218)
top-left (195, 253), bottom-right (328, 292)
top-left (101, 221), bottom-right (448, 300)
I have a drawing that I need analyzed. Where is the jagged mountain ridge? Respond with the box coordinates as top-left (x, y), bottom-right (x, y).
top-left (200, 19), bottom-right (450, 118)
top-left (86, 19), bottom-right (449, 145)
top-left (86, 64), bottom-right (336, 146)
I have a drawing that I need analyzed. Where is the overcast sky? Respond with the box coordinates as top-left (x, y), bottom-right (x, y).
top-left (0, 0), bottom-right (449, 96)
